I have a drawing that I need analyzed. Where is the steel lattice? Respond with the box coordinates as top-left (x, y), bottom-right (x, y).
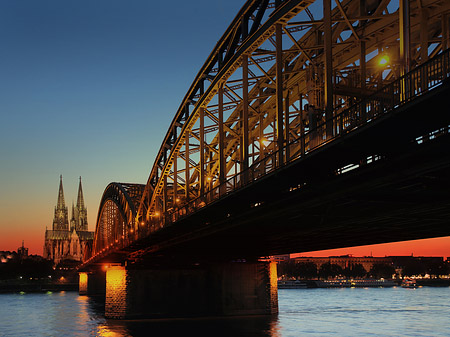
top-left (86, 0), bottom-right (450, 262)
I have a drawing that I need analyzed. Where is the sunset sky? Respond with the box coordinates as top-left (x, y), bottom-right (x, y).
top-left (0, 0), bottom-right (448, 258)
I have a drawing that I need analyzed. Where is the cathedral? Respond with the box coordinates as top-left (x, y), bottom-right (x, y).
top-left (43, 176), bottom-right (94, 264)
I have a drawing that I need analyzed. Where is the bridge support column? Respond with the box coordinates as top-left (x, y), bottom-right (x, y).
top-left (104, 261), bottom-right (278, 319)
top-left (213, 261), bottom-right (278, 317)
top-left (78, 270), bottom-right (106, 296)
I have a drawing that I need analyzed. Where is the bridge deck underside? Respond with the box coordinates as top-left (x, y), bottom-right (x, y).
top-left (105, 84), bottom-right (450, 264)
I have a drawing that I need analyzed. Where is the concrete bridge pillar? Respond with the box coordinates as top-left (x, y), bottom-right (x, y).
top-left (103, 261), bottom-right (278, 319)
top-left (78, 270), bottom-right (106, 296)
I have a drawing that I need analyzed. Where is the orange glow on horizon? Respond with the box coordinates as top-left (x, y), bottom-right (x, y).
top-left (292, 236), bottom-right (450, 258)
top-left (1, 227), bottom-right (449, 259)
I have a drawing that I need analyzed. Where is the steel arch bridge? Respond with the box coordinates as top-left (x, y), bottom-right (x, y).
top-left (91, 183), bottom-right (145, 258)
top-left (86, 0), bottom-right (450, 264)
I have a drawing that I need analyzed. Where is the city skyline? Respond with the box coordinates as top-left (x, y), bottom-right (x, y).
top-left (0, 0), bottom-right (449, 257)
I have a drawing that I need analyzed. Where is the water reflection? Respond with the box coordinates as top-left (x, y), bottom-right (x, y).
top-left (75, 295), bottom-right (94, 330)
top-left (93, 315), bottom-right (280, 337)
top-left (83, 297), bottom-right (280, 337)
top-left (2, 288), bottom-right (450, 336)
top-left (96, 325), bottom-right (128, 337)
top-left (79, 292), bottom-right (282, 337)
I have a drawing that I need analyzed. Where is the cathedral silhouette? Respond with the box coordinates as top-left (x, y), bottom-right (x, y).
top-left (43, 175), bottom-right (94, 264)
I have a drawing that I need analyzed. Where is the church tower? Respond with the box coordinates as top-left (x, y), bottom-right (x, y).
top-left (74, 177), bottom-right (88, 231)
top-left (53, 175), bottom-right (69, 231)
top-left (44, 175), bottom-right (94, 264)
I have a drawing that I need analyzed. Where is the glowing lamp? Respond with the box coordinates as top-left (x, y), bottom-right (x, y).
top-left (260, 138), bottom-right (270, 147)
top-left (378, 54), bottom-right (390, 67)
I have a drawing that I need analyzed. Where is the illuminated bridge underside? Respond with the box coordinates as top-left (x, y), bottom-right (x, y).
top-left (85, 0), bottom-right (450, 266)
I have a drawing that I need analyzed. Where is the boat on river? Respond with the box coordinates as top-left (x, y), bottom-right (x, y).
top-left (315, 279), bottom-right (397, 288)
top-left (278, 280), bottom-right (308, 289)
top-left (401, 278), bottom-right (418, 288)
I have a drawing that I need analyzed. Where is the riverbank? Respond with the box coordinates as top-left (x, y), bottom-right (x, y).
top-left (0, 279), bottom-right (78, 293)
top-left (278, 278), bottom-right (450, 289)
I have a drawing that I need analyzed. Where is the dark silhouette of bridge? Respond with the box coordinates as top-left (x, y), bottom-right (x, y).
top-left (78, 0), bottom-right (450, 319)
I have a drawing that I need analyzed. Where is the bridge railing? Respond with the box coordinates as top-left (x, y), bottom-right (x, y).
top-left (284, 48), bottom-right (450, 164)
top-left (148, 48), bottom-right (450, 233)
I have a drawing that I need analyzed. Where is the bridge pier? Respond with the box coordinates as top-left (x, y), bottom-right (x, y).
top-left (101, 261), bottom-right (277, 319)
top-left (78, 270), bottom-right (106, 296)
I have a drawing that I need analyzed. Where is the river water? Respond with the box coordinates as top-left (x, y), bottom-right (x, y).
top-left (1, 287), bottom-right (449, 336)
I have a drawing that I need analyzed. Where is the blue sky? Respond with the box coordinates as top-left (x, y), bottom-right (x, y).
top-left (0, 0), bottom-right (245, 253)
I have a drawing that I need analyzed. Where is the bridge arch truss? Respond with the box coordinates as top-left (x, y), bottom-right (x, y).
top-left (85, 0), bottom-right (450, 263)
top-left (90, 183), bottom-right (145, 258)
top-left (136, 0), bottom-right (450, 232)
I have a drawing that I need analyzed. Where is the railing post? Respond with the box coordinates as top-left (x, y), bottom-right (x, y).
top-left (444, 50), bottom-right (449, 80)
top-left (422, 63), bottom-right (428, 93)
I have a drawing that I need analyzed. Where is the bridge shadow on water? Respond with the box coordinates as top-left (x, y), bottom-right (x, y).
top-left (85, 295), bottom-right (281, 337)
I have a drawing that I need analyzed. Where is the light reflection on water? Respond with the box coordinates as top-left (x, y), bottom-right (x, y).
top-left (0, 287), bottom-right (449, 336)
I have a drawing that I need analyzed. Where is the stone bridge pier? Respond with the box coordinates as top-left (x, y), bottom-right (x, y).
top-left (78, 270), bottom-right (106, 296)
top-left (79, 261), bottom-right (278, 319)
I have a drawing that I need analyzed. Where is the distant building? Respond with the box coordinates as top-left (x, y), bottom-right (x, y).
top-left (389, 255), bottom-right (444, 267)
top-left (17, 241), bottom-right (28, 259)
top-left (0, 243), bottom-right (43, 263)
top-left (0, 251), bottom-right (17, 263)
top-left (43, 176), bottom-right (94, 264)
top-left (389, 256), bottom-right (446, 277)
top-left (292, 255), bottom-right (392, 273)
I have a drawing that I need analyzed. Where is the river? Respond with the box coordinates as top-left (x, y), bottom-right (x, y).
top-left (0, 287), bottom-right (449, 336)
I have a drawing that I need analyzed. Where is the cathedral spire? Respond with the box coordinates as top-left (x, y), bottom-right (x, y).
top-left (76, 176), bottom-right (85, 210)
top-left (53, 175), bottom-right (69, 231)
top-left (75, 176), bottom-right (88, 231)
top-left (57, 175), bottom-right (66, 210)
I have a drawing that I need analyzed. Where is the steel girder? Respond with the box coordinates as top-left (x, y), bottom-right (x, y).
top-left (135, 0), bottom-right (450, 230)
top-left (85, 0), bottom-right (450, 263)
